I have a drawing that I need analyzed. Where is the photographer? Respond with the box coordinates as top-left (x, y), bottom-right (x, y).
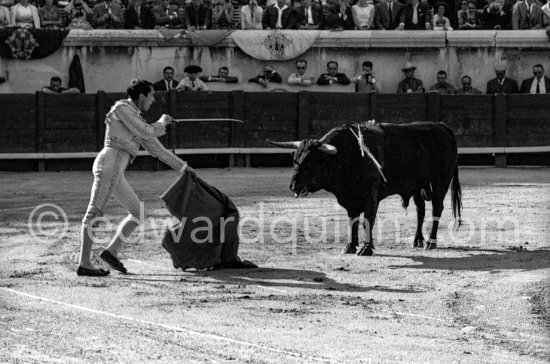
top-left (352, 60), bottom-right (379, 93)
top-left (480, 0), bottom-right (510, 30)
top-left (65, 0), bottom-right (93, 29)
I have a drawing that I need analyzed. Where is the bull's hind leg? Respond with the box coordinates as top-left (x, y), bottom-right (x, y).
top-left (426, 177), bottom-right (452, 250)
top-left (343, 212), bottom-right (360, 254)
top-left (412, 191), bottom-right (425, 248)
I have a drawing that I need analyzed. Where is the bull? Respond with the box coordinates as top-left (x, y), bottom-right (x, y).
top-left (267, 121), bottom-right (462, 256)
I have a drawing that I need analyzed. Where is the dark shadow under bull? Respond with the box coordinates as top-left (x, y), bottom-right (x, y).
top-left (268, 121), bottom-right (463, 256)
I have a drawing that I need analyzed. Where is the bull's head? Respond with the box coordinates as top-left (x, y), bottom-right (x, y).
top-left (267, 139), bottom-right (337, 197)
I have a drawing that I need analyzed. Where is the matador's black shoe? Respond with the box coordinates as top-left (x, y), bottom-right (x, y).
top-left (76, 266), bottom-right (110, 277)
top-left (99, 250), bottom-right (128, 274)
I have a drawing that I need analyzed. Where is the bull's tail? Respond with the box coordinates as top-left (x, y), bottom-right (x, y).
top-left (451, 164), bottom-right (463, 227)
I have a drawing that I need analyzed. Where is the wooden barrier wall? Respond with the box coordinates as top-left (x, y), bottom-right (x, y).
top-left (1, 90), bottom-right (549, 169)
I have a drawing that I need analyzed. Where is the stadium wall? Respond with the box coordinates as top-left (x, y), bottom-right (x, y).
top-left (0, 90), bottom-right (549, 171)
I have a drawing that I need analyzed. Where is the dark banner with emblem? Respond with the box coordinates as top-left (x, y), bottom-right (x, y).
top-left (0, 28), bottom-right (69, 60)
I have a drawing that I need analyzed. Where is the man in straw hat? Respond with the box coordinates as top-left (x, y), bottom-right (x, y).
top-left (486, 64), bottom-right (519, 94)
top-left (177, 65), bottom-right (208, 91)
top-left (397, 61), bottom-right (424, 93)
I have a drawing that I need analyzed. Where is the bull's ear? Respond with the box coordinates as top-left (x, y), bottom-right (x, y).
top-left (318, 143), bottom-right (337, 155)
top-left (266, 139), bottom-right (302, 149)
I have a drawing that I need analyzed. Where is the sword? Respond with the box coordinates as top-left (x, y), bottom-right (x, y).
top-left (174, 118), bottom-right (245, 123)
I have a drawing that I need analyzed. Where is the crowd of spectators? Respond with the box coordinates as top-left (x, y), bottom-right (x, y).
top-left (143, 60), bottom-right (550, 94)
top-left (1, 0), bottom-right (549, 30)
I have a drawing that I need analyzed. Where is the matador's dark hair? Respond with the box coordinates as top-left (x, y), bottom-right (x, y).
top-left (127, 79), bottom-right (154, 99)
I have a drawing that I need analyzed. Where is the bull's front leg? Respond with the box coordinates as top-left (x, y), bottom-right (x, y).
top-left (358, 193), bottom-right (380, 256)
top-left (343, 212), bottom-right (360, 254)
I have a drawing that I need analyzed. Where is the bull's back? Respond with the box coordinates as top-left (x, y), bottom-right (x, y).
top-left (377, 122), bottom-right (457, 193)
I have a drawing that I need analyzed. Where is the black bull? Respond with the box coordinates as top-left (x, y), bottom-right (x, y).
top-left (268, 121), bottom-right (462, 256)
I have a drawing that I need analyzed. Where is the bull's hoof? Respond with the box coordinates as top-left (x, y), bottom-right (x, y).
top-left (342, 244), bottom-right (357, 254)
top-left (412, 239), bottom-right (424, 248)
top-left (425, 242), bottom-right (437, 250)
top-left (357, 244), bottom-right (374, 256)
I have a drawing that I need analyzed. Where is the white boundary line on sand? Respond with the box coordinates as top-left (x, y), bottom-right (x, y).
top-left (0, 287), bottom-right (339, 364)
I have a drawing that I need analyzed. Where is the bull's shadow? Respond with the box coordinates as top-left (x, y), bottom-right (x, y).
top-left (196, 267), bottom-right (419, 294)
top-left (380, 248), bottom-right (550, 272)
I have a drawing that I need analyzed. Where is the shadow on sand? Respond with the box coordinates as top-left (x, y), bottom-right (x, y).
top-left (381, 248), bottom-right (550, 272)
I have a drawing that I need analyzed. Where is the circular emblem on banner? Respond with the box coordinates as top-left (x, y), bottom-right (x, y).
top-left (5, 28), bottom-right (39, 60)
top-left (262, 31), bottom-right (291, 59)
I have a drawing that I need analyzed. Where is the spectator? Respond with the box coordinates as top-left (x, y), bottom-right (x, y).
top-left (543, 1), bottom-right (550, 27)
top-left (486, 64), bottom-right (519, 94)
top-left (211, 0), bottom-right (234, 29)
top-left (480, 0), bottom-right (510, 29)
top-left (0, 0), bottom-right (10, 28)
top-left (287, 59), bottom-right (315, 86)
top-left (152, 0), bottom-right (182, 28)
top-left (351, 0), bottom-right (375, 29)
top-left (42, 76), bottom-right (81, 94)
top-left (317, 61), bottom-right (351, 86)
top-left (455, 75), bottom-right (482, 94)
top-left (428, 70), bottom-right (455, 94)
top-left (512, 0), bottom-right (542, 29)
top-left (520, 64), bottom-right (550, 94)
top-left (286, 0), bottom-right (306, 29)
top-left (324, 0), bottom-right (354, 30)
top-left (374, 0), bottom-right (402, 30)
top-left (248, 65), bottom-right (283, 88)
top-left (154, 66), bottom-right (179, 91)
top-left (397, 0), bottom-right (431, 30)
top-left (177, 65), bottom-right (208, 91)
top-left (299, 0), bottom-right (324, 29)
top-left (352, 60), bottom-right (379, 93)
top-left (397, 62), bottom-right (424, 93)
top-left (241, 0), bottom-right (263, 29)
top-left (432, 2), bottom-right (452, 30)
top-left (65, 0), bottom-right (93, 30)
top-left (458, 0), bottom-right (482, 29)
top-left (11, 0), bottom-right (41, 28)
top-left (39, 0), bottom-right (62, 28)
top-left (92, 0), bottom-right (124, 29)
top-left (200, 66), bottom-right (239, 83)
top-left (186, 0), bottom-right (211, 30)
top-left (125, 0), bottom-right (155, 29)
top-left (262, 0), bottom-right (292, 29)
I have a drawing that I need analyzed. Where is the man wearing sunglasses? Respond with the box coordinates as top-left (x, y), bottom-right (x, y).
top-left (288, 59), bottom-right (315, 86)
top-left (520, 64), bottom-right (550, 94)
top-left (317, 61), bottom-right (351, 86)
top-left (455, 75), bottom-right (482, 95)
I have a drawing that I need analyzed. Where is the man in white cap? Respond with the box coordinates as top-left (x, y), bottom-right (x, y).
top-left (486, 64), bottom-right (519, 94)
top-left (397, 62), bottom-right (424, 93)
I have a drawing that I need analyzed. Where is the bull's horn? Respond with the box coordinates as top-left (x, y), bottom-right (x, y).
top-left (318, 143), bottom-right (338, 155)
top-left (266, 139), bottom-right (302, 149)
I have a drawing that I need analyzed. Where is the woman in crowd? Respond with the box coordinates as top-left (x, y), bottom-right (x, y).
top-left (10, 0), bottom-right (41, 28)
top-left (432, 2), bottom-right (452, 30)
top-left (39, 0), bottom-right (63, 28)
top-left (241, 0), bottom-right (263, 30)
top-left (77, 79), bottom-right (191, 276)
top-left (211, 0), bottom-right (234, 29)
top-left (0, 0), bottom-right (11, 28)
top-left (351, 0), bottom-right (375, 30)
top-left (65, 0), bottom-right (93, 29)
top-left (458, 0), bottom-right (481, 29)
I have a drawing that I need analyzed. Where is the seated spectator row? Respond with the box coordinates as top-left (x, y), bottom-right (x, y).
top-left (1, 0), bottom-right (549, 30)
top-left (148, 60), bottom-right (550, 94)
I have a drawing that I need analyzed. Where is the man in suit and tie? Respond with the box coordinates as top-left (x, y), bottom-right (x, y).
top-left (299, 0), bottom-right (324, 29)
top-left (397, 0), bottom-right (431, 30)
top-left (262, 0), bottom-right (293, 29)
top-left (455, 75), bottom-right (482, 95)
top-left (154, 66), bottom-right (179, 91)
top-left (486, 65), bottom-right (520, 94)
top-left (374, 0), bottom-right (402, 30)
top-left (125, 0), bottom-right (156, 29)
top-left (92, 0), bottom-right (123, 29)
top-left (520, 64), bottom-right (550, 94)
top-left (512, 0), bottom-right (543, 29)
